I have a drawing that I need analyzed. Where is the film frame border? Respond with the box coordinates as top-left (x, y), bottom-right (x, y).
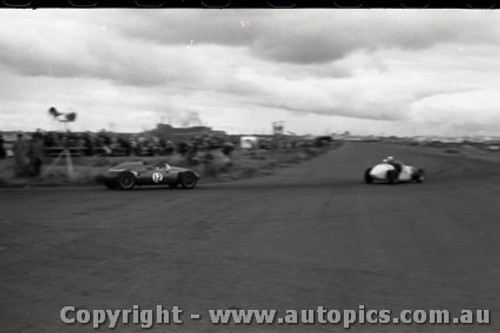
top-left (1, 0), bottom-right (498, 8)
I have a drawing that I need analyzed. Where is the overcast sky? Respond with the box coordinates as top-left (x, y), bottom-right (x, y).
top-left (0, 9), bottom-right (499, 136)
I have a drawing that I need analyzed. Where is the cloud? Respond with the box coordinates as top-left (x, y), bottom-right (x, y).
top-left (0, 10), bottom-right (499, 135)
top-left (411, 88), bottom-right (500, 128)
top-left (108, 10), bottom-right (500, 65)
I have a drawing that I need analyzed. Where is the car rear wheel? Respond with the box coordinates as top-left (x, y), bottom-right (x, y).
top-left (414, 169), bottom-right (425, 183)
top-left (179, 172), bottom-right (198, 189)
top-left (364, 168), bottom-right (373, 184)
top-left (117, 172), bottom-right (136, 190)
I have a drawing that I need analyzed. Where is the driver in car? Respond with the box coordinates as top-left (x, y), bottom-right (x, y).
top-left (154, 161), bottom-right (171, 172)
top-left (383, 156), bottom-right (403, 174)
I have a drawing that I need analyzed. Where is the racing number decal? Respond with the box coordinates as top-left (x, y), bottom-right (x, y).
top-left (152, 172), bottom-right (163, 183)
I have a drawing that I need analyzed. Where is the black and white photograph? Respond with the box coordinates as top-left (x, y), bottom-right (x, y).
top-left (0, 9), bottom-right (499, 332)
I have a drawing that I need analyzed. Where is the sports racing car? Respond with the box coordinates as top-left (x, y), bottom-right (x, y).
top-left (364, 161), bottom-right (424, 184)
top-left (102, 161), bottom-right (199, 190)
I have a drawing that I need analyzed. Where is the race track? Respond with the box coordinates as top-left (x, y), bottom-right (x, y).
top-left (1, 142), bottom-right (500, 332)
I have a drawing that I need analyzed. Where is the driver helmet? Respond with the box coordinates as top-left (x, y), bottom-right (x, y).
top-left (386, 156), bottom-right (394, 162)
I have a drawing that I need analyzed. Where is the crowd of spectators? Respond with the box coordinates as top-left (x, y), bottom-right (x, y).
top-left (5, 132), bottom-right (45, 177)
top-left (1, 129), bottom-right (239, 174)
top-left (0, 128), bottom-right (330, 178)
top-left (3, 129), bottom-right (236, 158)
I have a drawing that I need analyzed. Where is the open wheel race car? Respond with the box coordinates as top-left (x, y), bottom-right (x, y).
top-left (102, 161), bottom-right (200, 190)
top-left (364, 161), bottom-right (424, 184)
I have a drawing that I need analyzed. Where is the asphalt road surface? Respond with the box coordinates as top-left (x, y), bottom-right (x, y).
top-left (1, 142), bottom-right (500, 333)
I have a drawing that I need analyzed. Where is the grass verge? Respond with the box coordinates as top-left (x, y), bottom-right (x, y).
top-left (0, 143), bottom-right (343, 187)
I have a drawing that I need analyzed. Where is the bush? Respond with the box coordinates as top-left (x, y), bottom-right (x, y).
top-left (222, 144), bottom-right (234, 156)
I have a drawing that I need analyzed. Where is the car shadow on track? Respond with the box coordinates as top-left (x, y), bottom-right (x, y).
top-left (102, 180), bottom-right (427, 193)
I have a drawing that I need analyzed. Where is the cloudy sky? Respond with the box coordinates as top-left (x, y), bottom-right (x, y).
top-left (0, 9), bottom-right (499, 136)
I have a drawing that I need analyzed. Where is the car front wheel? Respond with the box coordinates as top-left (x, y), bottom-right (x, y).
top-left (179, 172), bottom-right (198, 189)
top-left (414, 169), bottom-right (425, 183)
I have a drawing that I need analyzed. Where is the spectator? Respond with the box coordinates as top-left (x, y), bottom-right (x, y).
top-left (13, 133), bottom-right (28, 177)
top-left (0, 133), bottom-right (5, 159)
top-left (28, 132), bottom-right (45, 176)
top-left (177, 142), bottom-right (189, 156)
top-left (82, 132), bottom-right (94, 156)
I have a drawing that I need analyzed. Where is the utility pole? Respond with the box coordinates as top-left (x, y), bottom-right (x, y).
top-left (45, 107), bottom-right (77, 179)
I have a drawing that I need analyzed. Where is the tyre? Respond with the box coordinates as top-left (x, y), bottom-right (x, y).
top-left (117, 172), bottom-right (136, 190)
top-left (414, 168), bottom-right (425, 183)
top-left (387, 170), bottom-right (399, 184)
top-left (179, 172), bottom-right (198, 189)
top-left (364, 168), bottom-right (373, 184)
